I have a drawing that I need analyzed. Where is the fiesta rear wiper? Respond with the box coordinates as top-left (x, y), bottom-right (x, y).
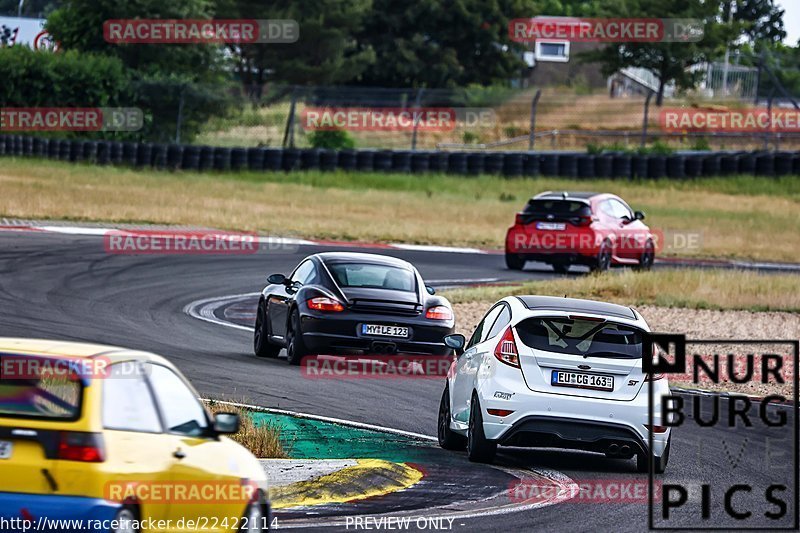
top-left (581, 351), bottom-right (638, 359)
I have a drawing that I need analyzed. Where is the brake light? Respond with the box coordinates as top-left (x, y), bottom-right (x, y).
top-left (307, 297), bottom-right (344, 312)
top-left (575, 215), bottom-right (593, 226)
top-left (425, 306), bottom-right (453, 321)
top-left (514, 213), bottom-right (525, 225)
top-left (494, 327), bottom-right (520, 368)
top-left (57, 432), bottom-right (105, 462)
top-left (644, 373), bottom-right (665, 382)
top-left (644, 424), bottom-right (669, 433)
top-left (487, 409), bottom-right (514, 417)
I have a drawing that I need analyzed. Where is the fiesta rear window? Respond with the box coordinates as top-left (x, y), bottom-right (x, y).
top-left (516, 317), bottom-right (643, 359)
top-left (0, 355), bottom-right (83, 420)
top-left (523, 200), bottom-right (592, 217)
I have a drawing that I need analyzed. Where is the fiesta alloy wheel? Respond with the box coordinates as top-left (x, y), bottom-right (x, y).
top-left (637, 435), bottom-right (670, 474)
top-left (467, 394), bottom-right (496, 463)
top-left (438, 385), bottom-right (467, 450)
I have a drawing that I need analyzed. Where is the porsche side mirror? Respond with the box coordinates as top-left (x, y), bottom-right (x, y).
top-left (444, 334), bottom-right (466, 356)
top-left (267, 273), bottom-right (286, 285)
top-left (634, 210), bottom-right (645, 221)
top-left (426, 286), bottom-right (436, 295)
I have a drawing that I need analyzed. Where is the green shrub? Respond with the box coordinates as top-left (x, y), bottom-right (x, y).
top-left (307, 129), bottom-right (355, 150)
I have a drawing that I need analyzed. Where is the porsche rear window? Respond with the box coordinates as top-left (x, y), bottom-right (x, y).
top-left (523, 200), bottom-right (592, 217)
top-left (0, 356), bottom-right (83, 420)
top-left (516, 317), bottom-right (643, 359)
top-left (329, 263), bottom-right (416, 292)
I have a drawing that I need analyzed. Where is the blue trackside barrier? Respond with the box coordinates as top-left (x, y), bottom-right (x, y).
top-left (1, 135), bottom-right (797, 179)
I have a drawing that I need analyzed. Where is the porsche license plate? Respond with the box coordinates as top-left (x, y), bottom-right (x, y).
top-left (551, 370), bottom-right (614, 391)
top-left (362, 324), bottom-right (409, 338)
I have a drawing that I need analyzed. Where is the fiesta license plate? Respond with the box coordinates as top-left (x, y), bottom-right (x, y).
top-left (0, 440), bottom-right (12, 459)
top-left (551, 370), bottom-right (614, 391)
top-left (536, 222), bottom-right (566, 230)
top-left (362, 324), bottom-right (409, 338)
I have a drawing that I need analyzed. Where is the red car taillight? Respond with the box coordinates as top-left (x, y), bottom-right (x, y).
top-left (58, 432), bottom-right (105, 462)
top-left (425, 306), bottom-right (453, 321)
top-left (307, 297), bottom-right (344, 312)
top-left (514, 213), bottom-right (525, 225)
top-left (494, 327), bottom-right (520, 368)
top-left (574, 215), bottom-right (593, 226)
top-left (644, 424), bottom-right (669, 433)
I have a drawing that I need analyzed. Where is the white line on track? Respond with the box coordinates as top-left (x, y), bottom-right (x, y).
top-left (183, 292), bottom-right (259, 332)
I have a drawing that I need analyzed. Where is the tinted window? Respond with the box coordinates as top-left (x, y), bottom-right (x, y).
top-left (486, 305), bottom-right (511, 339)
top-left (0, 355), bottom-right (82, 420)
top-left (328, 263), bottom-right (415, 292)
top-left (467, 304), bottom-right (504, 349)
top-left (523, 200), bottom-right (591, 217)
top-left (516, 317), bottom-right (643, 359)
top-left (291, 260), bottom-right (316, 284)
top-left (103, 363), bottom-right (161, 432)
top-left (147, 364), bottom-right (209, 436)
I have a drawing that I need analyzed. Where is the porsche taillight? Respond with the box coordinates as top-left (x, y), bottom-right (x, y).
top-left (494, 327), bottom-right (520, 368)
top-left (425, 306), bottom-right (453, 321)
top-left (307, 297), bottom-right (344, 312)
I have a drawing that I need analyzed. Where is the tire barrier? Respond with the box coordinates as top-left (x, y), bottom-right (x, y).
top-left (755, 152), bottom-right (775, 176)
top-left (647, 155), bottom-right (667, 179)
top-left (447, 152), bottom-right (468, 174)
top-left (595, 154), bottom-right (613, 178)
top-left (83, 140), bottom-right (98, 163)
top-left (167, 144), bottom-right (184, 170)
top-left (632, 155), bottom-right (648, 179)
top-left (300, 148), bottom-right (320, 170)
top-left (411, 151), bottom-right (430, 173)
top-left (466, 152), bottom-right (485, 175)
top-left (373, 150), bottom-right (393, 172)
top-left (265, 148), bottom-right (284, 171)
top-left (774, 152), bottom-right (793, 176)
top-left (702, 154), bottom-right (721, 177)
top-left (720, 153), bottom-right (739, 175)
top-left (319, 149), bottom-right (338, 171)
top-left (3, 134), bottom-right (798, 180)
top-left (281, 148), bottom-right (300, 171)
top-left (577, 154), bottom-right (595, 178)
top-left (684, 155), bottom-right (703, 178)
top-left (391, 151), bottom-right (412, 173)
top-left (738, 152), bottom-right (756, 174)
top-left (611, 154), bottom-right (631, 179)
top-left (484, 152), bottom-right (504, 175)
top-left (213, 147), bottom-right (232, 171)
top-left (152, 144), bottom-right (167, 169)
top-left (558, 153), bottom-right (578, 178)
top-left (540, 153), bottom-right (559, 176)
top-left (666, 155), bottom-right (685, 179)
top-left (230, 148), bottom-right (247, 171)
top-left (338, 149), bottom-right (357, 171)
top-left (502, 152), bottom-right (525, 176)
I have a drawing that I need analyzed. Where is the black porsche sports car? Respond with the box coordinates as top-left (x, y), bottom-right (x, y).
top-left (253, 252), bottom-right (456, 364)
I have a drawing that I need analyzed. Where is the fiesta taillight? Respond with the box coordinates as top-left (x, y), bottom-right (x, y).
top-left (307, 297), bottom-right (344, 312)
top-left (645, 424), bottom-right (669, 433)
top-left (57, 432), bottom-right (105, 462)
top-left (425, 306), bottom-right (453, 321)
top-left (494, 327), bottom-right (520, 368)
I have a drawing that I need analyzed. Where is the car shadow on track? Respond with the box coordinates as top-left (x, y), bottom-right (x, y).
top-left (496, 447), bottom-right (640, 474)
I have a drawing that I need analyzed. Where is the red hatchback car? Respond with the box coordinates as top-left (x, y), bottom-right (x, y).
top-left (505, 191), bottom-right (656, 273)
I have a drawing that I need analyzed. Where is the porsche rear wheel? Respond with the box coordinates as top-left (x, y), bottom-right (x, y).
top-left (254, 302), bottom-right (281, 358)
top-left (286, 309), bottom-right (307, 366)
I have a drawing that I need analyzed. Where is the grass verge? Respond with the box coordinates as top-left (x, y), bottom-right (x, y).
top-left (206, 401), bottom-right (287, 458)
top-left (1, 158), bottom-right (798, 261)
top-left (442, 269), bottom-right (800, 313)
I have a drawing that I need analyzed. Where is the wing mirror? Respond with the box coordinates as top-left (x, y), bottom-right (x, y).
top-left (426, 285), bottom-right (436, 295)
top-left (634, 210), bottom-right (645, 221)
top-left (444, 333), bottom-right (466, 356)
top-left (267, 273), bottom-right (287, 285)
top-left (213, 412), bottom-right (240, 434)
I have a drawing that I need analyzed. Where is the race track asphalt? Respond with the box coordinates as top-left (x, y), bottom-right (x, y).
top-left (0, 231), bottom-right (796, 532)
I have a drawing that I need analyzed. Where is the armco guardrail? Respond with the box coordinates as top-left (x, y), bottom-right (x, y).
top-left (1, 135), bottom-right (799, 179)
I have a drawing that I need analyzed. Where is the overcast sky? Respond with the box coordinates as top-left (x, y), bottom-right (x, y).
top-left (775, 0), bottom-right (800, 46)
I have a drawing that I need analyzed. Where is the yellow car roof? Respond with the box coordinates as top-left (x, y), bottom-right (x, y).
top-left (0, 337), bottom-right (170, 365)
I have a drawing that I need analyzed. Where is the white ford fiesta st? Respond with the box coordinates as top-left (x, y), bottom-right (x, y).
top-left (438, 295), bottom-right (671, 472)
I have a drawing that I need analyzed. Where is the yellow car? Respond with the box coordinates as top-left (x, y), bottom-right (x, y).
top-left (0, 338), bottom-right (270, 532)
